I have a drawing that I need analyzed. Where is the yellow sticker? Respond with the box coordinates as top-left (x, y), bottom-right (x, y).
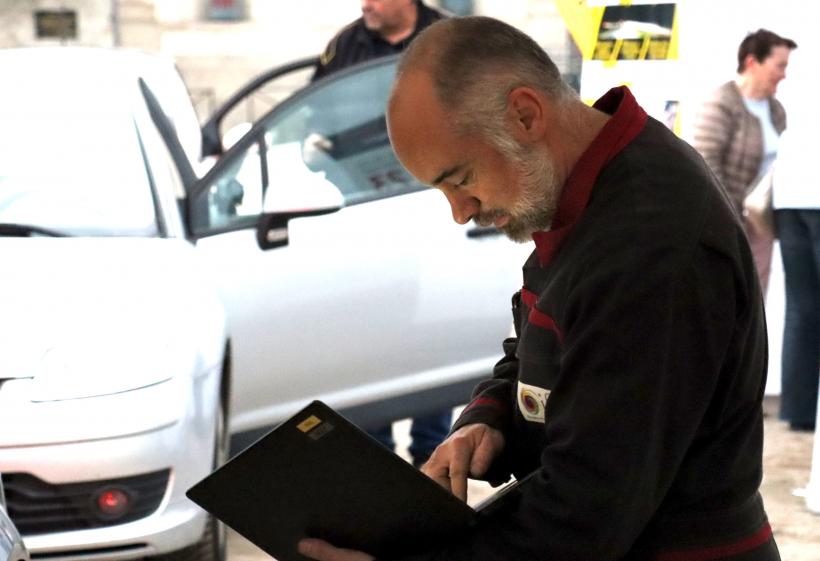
top-left (297, 415), bottom-right (322, 433)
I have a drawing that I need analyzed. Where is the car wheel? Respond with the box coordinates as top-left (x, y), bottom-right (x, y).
top-left (151, 381), bottom-right (229, 561)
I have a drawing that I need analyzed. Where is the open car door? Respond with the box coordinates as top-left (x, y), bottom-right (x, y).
top-left (200, 56), bottom-right (319, 158)
top-left (143, 55), bottom-right (530, 450)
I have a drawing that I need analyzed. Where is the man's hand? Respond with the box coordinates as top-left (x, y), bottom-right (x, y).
top-left (420, 423), bottom-right (505, 501)
top-left (298, 538), bottom-right (374, 561)
top-left (298, 425), bottom-right (503, 559)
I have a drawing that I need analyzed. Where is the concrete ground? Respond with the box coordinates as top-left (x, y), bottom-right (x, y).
top-left (759, 396), bottom-right (820, 561)
top-left (227, 397), bottom-right (819, 560)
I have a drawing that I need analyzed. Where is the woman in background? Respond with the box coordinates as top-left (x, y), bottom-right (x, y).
top-left (693, 28), bottom-right (796, 295)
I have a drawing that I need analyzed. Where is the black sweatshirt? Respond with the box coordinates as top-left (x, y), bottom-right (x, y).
top-left (390, 87), bottom-right (779, 561)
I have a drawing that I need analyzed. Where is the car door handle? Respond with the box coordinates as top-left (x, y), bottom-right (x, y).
top-left (466, 225), bottom-right (502, 239)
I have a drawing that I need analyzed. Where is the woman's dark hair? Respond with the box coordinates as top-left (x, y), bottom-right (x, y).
top-left (737, 29), bottom-right (797, 73)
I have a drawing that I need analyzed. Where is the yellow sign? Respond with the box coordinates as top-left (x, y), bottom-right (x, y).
top-left (556, 1), bottom-right (678, 62)
top-left (555, 1), bottom-right (607, 60)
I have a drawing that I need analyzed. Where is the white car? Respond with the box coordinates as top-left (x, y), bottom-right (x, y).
top-left (0, 48), bottom-right (229, 561)
top-left (0, 475), bottom-right (29, 561)
top-left (0, 47), bottom-right (530, 560)
top-left (176, 54), bottom-right (532, 450)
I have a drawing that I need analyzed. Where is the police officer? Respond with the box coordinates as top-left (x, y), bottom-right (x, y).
top-left (312, 0), bottom-right (446, 82)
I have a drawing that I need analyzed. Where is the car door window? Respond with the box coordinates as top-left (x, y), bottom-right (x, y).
top-left (262, 56), bottom-right (424, 206)
top-left (201, 140), bottom-right (265, 230)
top-left (189, 57), bottom-right (422, 236)
top-left (200, 56), bottom-right (318, 157)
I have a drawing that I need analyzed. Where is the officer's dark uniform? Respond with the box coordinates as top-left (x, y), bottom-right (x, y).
top-left (311, 1), bottom-right (445, 82)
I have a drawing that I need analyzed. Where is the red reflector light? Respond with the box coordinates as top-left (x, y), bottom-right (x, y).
top-left (96, 488), bottom-right (130, 518)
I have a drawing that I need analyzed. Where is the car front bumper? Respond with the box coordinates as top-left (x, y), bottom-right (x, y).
top-left (0, 368), bottom-right (221, 561)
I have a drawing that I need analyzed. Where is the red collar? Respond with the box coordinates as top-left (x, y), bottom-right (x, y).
top-left (531, 86), bottom-right (647, 267)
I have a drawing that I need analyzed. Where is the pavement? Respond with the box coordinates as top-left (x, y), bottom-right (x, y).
top-left (227, 398), bottom-right (820, 560)
top-left (759, 396), bottom-right (820, 561)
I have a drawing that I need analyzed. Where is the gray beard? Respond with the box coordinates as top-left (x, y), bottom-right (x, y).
top-left (475, 146), bottom-right (561, 243)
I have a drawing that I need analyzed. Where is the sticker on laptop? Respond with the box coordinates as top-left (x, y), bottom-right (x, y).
top-left (297, 415), bottom-right (322, 433)
top-left (517, 381), bottom-right (550, 423)
top-left (297, 415), bottom-right (335, 441)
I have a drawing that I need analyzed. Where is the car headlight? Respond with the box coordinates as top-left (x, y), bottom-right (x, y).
top-left (30, 340), bottom-right (194, 402)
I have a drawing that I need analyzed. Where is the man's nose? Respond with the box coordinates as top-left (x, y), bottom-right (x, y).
top-left (445, 191), bottom-right (479, 225)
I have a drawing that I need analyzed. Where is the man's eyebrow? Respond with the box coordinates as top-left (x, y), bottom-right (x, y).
top-left (430, 164), bottom-right (466, 186)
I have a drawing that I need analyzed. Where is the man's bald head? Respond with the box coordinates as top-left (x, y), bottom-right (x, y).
top-left (390, 16), bottom-right (576, 143)
top-left (386, 17), bottom-right (601, 242)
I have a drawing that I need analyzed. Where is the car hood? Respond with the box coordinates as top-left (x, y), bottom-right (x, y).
top-left (0, 237), bottom-right (226, 387)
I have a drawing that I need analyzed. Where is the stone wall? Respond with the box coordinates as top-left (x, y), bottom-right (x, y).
top-left (0, 0), bottom-right (577, 124)
top-left (0, 0), bottom-right (114, 48)
top-left (153, 0), bottom-right (576, 123)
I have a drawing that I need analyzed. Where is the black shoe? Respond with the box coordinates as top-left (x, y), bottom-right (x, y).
top-left (789, 422), bottom-right (816, 432)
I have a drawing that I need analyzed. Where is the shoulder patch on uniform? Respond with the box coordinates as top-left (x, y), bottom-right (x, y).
top-left (319, 21), bottom-right (358, 66)
top-left (320, 37), bottom-right (337, 66)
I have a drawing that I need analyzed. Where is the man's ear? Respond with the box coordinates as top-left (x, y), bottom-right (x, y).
top-left (743, 53), bottom-right (758, 72)
top-left (507, 86), bottom-right (548, 143)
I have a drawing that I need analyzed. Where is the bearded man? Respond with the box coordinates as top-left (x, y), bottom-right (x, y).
top-left (299, 16), bottom-right (780, 561)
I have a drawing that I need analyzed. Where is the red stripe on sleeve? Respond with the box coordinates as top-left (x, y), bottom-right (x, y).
top-left (655, 523), bottom-right (773, 561)
top-left (465, 397), bottom-right (508, 412)
top-left (521, 288), bottom-right (563, 343)
top-left (521, 288), bottom-right (538, 308)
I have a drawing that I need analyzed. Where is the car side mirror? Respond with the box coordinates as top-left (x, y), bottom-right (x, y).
top-left (256, 172), bottom-right (343, 250)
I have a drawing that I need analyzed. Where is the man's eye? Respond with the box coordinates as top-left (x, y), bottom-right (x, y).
top-left (455, 174), bottom-right (471, 188)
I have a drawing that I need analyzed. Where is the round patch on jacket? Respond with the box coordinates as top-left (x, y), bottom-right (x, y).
top-left (517, 381), bottom-right (550, 423)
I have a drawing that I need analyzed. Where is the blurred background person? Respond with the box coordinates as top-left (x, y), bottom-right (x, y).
top-left (770, 92), bottom-right (819, 433)
top-left (310, 0), bottom-right (450, 468)
top-left (693, 28), bottom-right (796, 295)
top-left (312, 0), bottom-right (445, 82)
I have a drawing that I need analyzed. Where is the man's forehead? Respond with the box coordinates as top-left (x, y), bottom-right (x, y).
top-left (391, 69), bottom-right (436, 108)
top-left (391, 71), bottom-right (447, 137)
top-left (387, 68), bottom-right (458, 185)
top-left (387, 72), bottom-right (453, 181)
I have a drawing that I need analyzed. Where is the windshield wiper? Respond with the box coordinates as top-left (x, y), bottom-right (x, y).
top-left (0, 223), bottom-right (67, 237)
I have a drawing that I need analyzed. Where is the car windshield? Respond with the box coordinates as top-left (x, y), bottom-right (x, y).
top-left (0, 76), bottom-right (158, 237)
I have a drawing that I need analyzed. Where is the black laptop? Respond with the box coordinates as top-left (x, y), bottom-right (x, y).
top-left (187, 400), bottom-right (531, 561)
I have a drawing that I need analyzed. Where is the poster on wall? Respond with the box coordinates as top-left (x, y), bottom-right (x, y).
top-left (555, 0), bottom-right (682, 135)
top-left (592, 3), bottom-right (676, 61)
top-left (207, 0), bottom-right (245, 21)
top-left (35, 10), bottom-right (78, 40)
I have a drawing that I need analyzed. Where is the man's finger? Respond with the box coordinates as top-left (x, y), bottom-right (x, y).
top-left (297, 538), bottom-right (374, 561)
top-left (449, 466), bottom-right (469, 502)
top-left (448, 437), bottom-right (473, 501)
top-left (298, 538), bottom-right (335, 561)
top-left (423, 455), bottom-right (455, 493)
top-left (469, 428), bottom-right (503, 477)
top-left (469, 448), bottom-right (492, 477)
